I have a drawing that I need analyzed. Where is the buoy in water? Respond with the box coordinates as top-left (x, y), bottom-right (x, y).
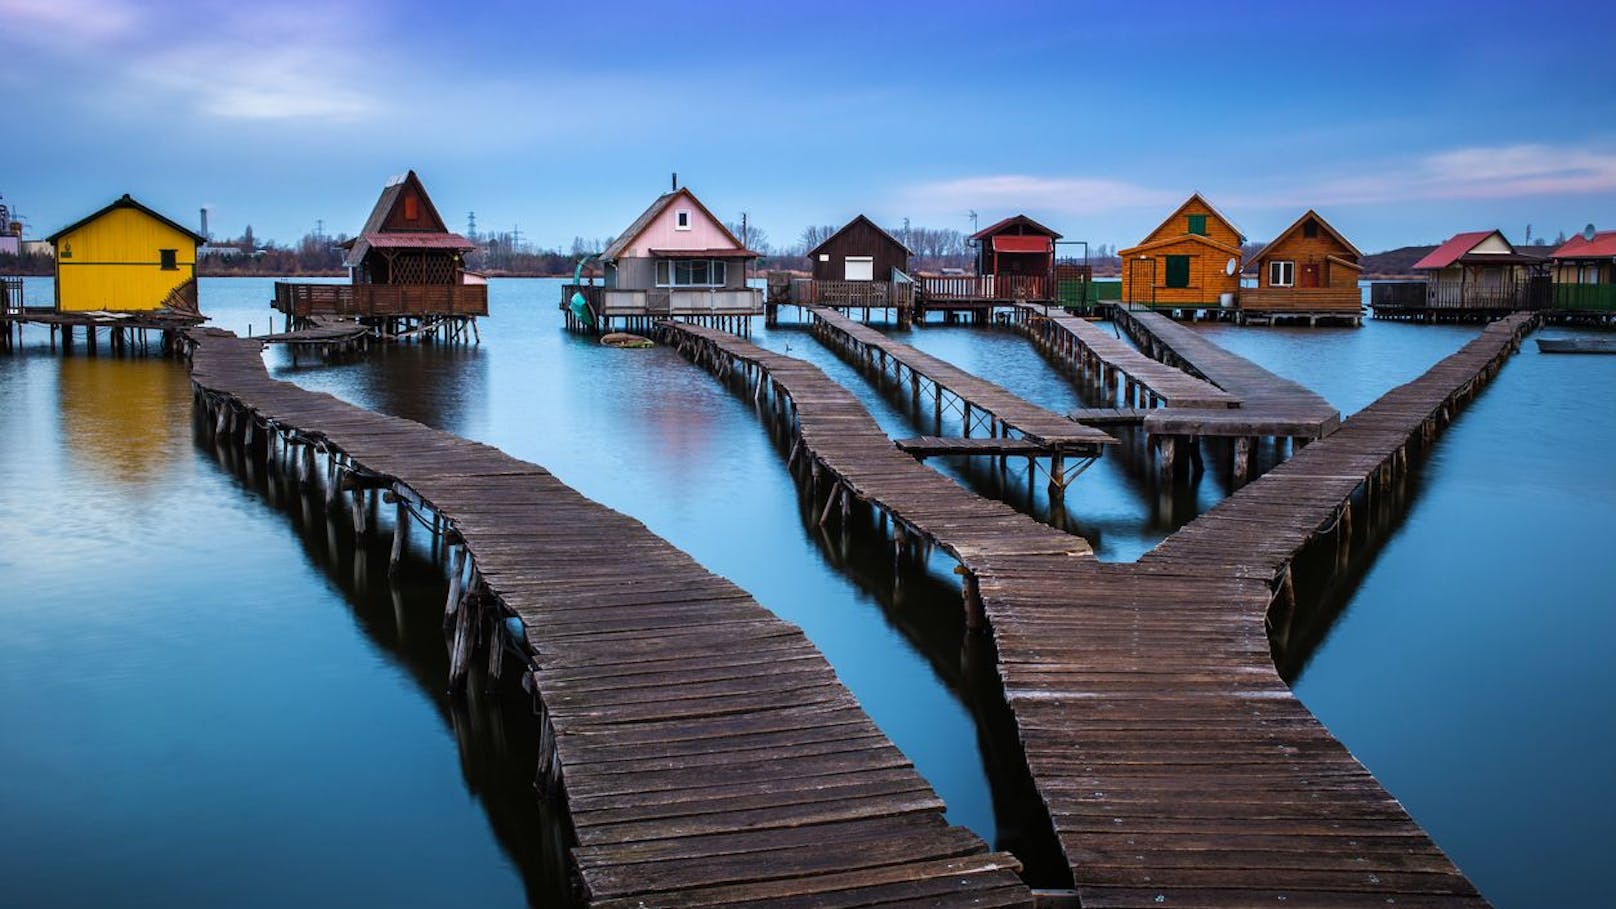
top-left (601, 332), bottom-right (654, 349)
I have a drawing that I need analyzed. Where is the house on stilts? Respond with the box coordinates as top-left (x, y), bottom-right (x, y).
top-left (563, 183), bottom-right (762, 334)
top-left (768, 215), bottom-right (917, 325)
top-left (272, 170), bottom-right (487, 342)
top-left (1240, 210), bottom-right (1364, 326)
top-left (1118, 194), bottom-right (1244, 313)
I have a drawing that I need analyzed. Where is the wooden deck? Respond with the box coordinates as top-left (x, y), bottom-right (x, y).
top-left (661, 316), bottom-right (1532, 909)
top-left (182, 328), bottom-right (1030, 909)
top-left (1111, 307), bottom-right (1341, 442)
top-left (273, 281), bottom-right (489, 319)
top-left (810, 308), bottom-right (1115, 455)
top-left (895, 436), bottom-right (1055, 458)
top-left (1011, 304), bottom-right (1241, 411)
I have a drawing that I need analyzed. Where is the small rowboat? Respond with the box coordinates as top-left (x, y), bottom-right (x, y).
top-left (1537, 337), bottom-right (1616, 354)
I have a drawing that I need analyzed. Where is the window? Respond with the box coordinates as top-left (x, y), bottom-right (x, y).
top-left (1302, 220), bottom-right (1319, 239)
top-left (656, 258), bottom-right (727, 287)
top-left (159, 249), bottom-right (178, 270)
top-left (818, 254), bottom-right (830, 262)
top-left (1186, 214), bottom-right (1207, 236)
top-left (844, 256), bottom-right (874, 281)
top-left (403, 194), bottom-right (419, 221)
top-left (1269, 260), bottom-right (1295, 287)
top-left (1164, 255), bottom-right (1191, 288)
top-left (675, 210), bottom-right (692, 230)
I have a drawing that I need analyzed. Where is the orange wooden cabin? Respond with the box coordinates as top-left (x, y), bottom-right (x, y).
top-left (1241, 210), bottom-right (1364, 323)
top-left (1118, 194), bottom-right (1243, 307)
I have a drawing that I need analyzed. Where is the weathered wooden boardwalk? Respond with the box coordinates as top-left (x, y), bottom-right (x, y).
top-left (184, 328), bottom-right (1031, 909)
top-left (1011, 305), bottom-right (1240, 411)
top-left (663, 314), bottom-right (1535, 909)
top-left (809, 307), bottom-right (1114, 498)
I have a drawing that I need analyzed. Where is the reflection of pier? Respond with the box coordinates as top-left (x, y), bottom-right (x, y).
top-left (662, 314), bottom-right (1532, 909)
top-left (183, 327), bottom-right (1028, 908)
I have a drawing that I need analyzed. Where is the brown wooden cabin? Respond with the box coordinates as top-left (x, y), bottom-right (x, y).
top-left (955, 215), bottom-right (1057, 301)
top-left (273, 170), bottom-right (486, 327)
top-left (1118, 194), bottom-right (1243, 308)
top-left (1241, 210), bottom-right (1363, 324)
top-left (809, 215), bottom-right (911, 283)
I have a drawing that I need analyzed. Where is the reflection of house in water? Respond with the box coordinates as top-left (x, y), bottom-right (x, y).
top-left (277, 343), bottom-right (488, 434)
top-left (58, 358), bottom-right (188, 488)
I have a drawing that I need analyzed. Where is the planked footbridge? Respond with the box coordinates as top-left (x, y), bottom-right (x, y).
top-left (660, 311), bottom-right (1536, 908)
top-left (183, 328), bottom-right (1031, 908)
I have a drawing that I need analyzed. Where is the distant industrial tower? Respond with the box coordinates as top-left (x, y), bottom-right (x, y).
top-left (466, 211), bottom-right (477, 240)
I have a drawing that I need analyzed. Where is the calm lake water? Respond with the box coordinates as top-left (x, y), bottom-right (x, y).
top-left (1, 277), bottom-right (1609, 907)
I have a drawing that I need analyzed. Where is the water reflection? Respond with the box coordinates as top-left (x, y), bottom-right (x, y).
top-left (59, 355), bottom-right (190, 489)
top-left (193, 415), bottom-right (578, 909)
top-left (274, 343), bottom-right (490, 436)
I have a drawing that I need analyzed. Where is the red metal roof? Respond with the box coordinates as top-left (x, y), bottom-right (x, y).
top-left (970, 214), bottom-right (1061, 241)
top-left (992, 235), bottom-right (1052, 254)
top-left (359, 231), bottom-right (475, 250)
top-left (1411, 231), bottom-right (1504, 270)
top-left (1550, 230), bottom-right (1616, 259)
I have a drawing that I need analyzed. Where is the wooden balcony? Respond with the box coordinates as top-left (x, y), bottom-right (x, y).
top-left (919, 274), bottom-right (1050, 304)
top-left (273, 282), bottom-right (489, 319)
top-left (562, 284), bottom-right (763, 317)
top-left (1239, 286), bottom-right (1362, 313)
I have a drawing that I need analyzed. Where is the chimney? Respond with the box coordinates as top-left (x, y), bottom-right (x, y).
top-left (671, 172), bottom-right (678, 192)
top-left (200, 207), bottom-right (210, 241)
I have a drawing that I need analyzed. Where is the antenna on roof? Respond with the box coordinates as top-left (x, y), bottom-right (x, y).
top-left (385, 173), bottom-right (406, 187)
top-left (1584, 223), bottom-right (1597, 242)
top-left (671, 172), bottom-right (678, 192)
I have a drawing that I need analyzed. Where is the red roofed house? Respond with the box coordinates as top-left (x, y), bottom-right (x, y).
top-left (970, 215), bottom-right (1060, 301)
top-left (571, 185), bottom-right (761, 331)
top-left (1547, 229), bottom-right (1616, 311)
top-left (1411, 229), bottom-right (1548, 312)
top-left (273, 170), bottom-right (487, 333)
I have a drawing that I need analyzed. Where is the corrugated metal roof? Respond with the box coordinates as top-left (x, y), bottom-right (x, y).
top-left (1412, 231), bottom-right (1505, 270)
top-left (1550, 230), bottom-right (1616, 259)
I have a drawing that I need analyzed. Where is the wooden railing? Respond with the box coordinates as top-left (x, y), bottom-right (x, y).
top-left (919, 274), bottom-right (1050, 303)
top-left (1, 276), bottom-right (22, 314)
top-left (1551, 283), bottom-right (1616, 311)
top-left (273, 282), bottom-right (489, 318)
top-left (561, 284), bottom-right (762, 316)
top-left (1369, 280), bottom-right (1550, 312)
top-left (1239, 286), bottom-right (1362, 313)
top-left (791, 279), bottom-right (891, 307)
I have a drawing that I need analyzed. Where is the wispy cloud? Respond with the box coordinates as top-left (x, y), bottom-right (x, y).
top-left (897, 174), bottom-right (1178, 219)
top-left (1233, 144), bottom-right (1616, 209)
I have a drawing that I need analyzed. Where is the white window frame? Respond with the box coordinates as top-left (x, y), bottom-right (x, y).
top-left (1269, 260), bottom-right (1295, 287)
top-left (655, 258), bottom-right (727, 288)
top-left (675, 210), bottom-right (692, 231)
top-left (844, 256), bottom-right (874, 281)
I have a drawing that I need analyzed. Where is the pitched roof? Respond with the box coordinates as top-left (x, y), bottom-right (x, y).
top-left (47, 194), bottom-right (205, 244)
top-left (1117, 232), bottom-right (1243, 258)
top-left (1250, 209), bottom-right (1363, 263)
top-left (970, 214), bottom-right (1061, 241)
top-left (807, 214), bottom-right (913, 257)
top-left (1550, 230), bottom-right (1616, 259)
top-left (601, 187), bottom-right (751, 261)
top-left (1139, 193), bottom-right (1244, 245)
top-left (1411, 230), bottom-right (1511, 270)
top-left (358, 170), bottom-right (449, 236)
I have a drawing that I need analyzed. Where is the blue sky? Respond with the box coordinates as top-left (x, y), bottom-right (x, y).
top-left (2, 0), bottom-right (1614, 253)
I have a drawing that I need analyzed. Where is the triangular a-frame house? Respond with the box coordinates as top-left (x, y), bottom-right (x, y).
top-left (1241, 210), bottom-right (1365, 322)
top-left (1119, 194), bottom-right (1244, 306)
top-left (598, 186), bottom-right (757, 292)
top-left (340, 170), bottom-right (476, 285)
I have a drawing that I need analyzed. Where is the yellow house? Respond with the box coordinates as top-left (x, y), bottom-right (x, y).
top-left (47, 194), bottom-right (204, 314)
top-left (1118, 194), bottom-right (1245, 307)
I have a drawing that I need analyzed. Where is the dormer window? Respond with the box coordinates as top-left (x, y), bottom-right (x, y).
top-left (675, 210), bottom-right (691, 230)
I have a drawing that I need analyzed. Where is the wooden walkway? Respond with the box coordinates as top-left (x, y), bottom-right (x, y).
top-left (661, 315), bottom-right (1534, 909)
top-left (183, 328), bottom-right (1031, 909)
top-left (810, 308), bottom-right (1116, 455)
top-left (1110, 307), bottom-right (1341, 441)
top-left (1012, 305), bottom-right (1240, 411)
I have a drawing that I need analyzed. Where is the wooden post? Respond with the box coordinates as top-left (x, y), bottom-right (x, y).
top-left (1233, 436), bottom-right (1252, 485)
top-left (390, 499), bottom-right (408, 574)
top-left (963, 572), bottom-right (985, 632)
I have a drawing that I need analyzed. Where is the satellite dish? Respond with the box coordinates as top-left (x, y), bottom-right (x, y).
top-left (1225, 258), bottom-right (1238, 277)
top-left (1584, 223), bottom-right (1597, 242)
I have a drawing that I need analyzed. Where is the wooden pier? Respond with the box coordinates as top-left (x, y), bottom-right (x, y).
top-left (1, 307), bottom-right (200, 355)
top-left (183, 328), bottom-right (1030, 908)
top-left (661, 314), bottom-right (1534, 909)
top-left (1106, 306), bottom-right (1342, 482)
top-left (808, 307), bottom-right (1116, 499)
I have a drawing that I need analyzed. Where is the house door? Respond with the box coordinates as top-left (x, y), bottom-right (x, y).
top-left (1300, 263), bottom-right (1321, 288)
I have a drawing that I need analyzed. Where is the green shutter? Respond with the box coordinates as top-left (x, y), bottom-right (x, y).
top-left (1186, 214), bottom-right (1207, 236)
top-left (1165, 255), bottom-right (1191, 288)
